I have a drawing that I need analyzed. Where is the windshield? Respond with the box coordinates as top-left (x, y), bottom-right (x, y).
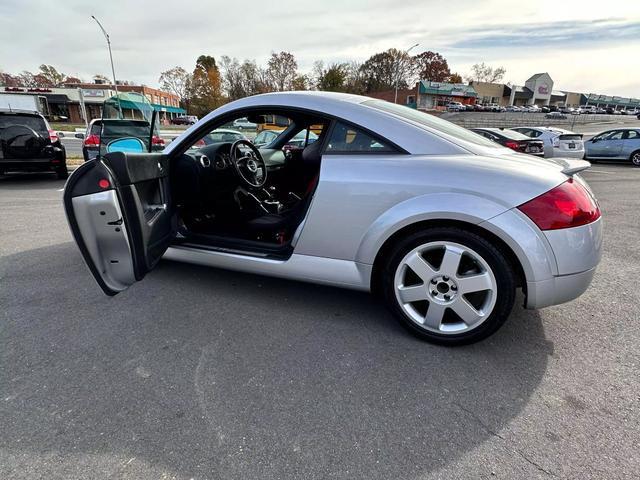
top-left (492, 129), bottom-right (531, 140)
top-left (361, 99), bottom-right (501, 148)
top-left (100, 92), bottom-right (158, 157)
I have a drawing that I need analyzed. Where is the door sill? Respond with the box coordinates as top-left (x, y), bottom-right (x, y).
top-left (173, 231), bottom-right (293, 261)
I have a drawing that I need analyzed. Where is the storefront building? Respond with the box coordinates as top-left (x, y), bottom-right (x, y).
top-left (416, 81), bottom-right (478, 110)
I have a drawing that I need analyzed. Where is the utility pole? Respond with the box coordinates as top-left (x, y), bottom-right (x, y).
top-left (395, 43), bottom-right (419, 104)
top-left (91, 15), bottom-right (122, 118)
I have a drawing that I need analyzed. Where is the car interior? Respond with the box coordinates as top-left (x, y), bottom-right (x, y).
top-left (170, 109), bottom-right (331, 257)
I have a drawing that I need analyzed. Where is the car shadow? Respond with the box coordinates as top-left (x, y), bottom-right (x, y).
top-left (0, 242), bottom-right (553, 479)
top-left (0, 172), bottom-right (66, 188)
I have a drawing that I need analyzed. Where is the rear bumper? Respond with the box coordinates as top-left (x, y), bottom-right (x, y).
top-left (552, 149), bottom-right (585, 159)
top-left (0, 159), bottom-right (64, 171)
top-left (527, 217), bottom-right (603, 308)
top-left (526, 267), bottom-right (596, 309)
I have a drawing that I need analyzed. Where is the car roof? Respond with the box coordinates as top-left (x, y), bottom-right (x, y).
top-left (168, 91), bottom-right (497, 156)
top-left (0, 109), bottom-right (43, 117)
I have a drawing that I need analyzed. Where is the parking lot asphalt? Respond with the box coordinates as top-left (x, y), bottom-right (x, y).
top-left (1, 165), bottom-right (639, 479)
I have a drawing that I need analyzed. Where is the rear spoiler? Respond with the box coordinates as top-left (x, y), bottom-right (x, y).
top-left (554, 158), bottom-right (591, 176)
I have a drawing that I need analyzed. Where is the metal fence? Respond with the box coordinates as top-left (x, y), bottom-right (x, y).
top-left (439, 112), bottom-right (626, 129)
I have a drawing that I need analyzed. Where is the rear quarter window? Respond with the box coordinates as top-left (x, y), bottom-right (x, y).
top-left (0, 114), bottom-right (48, 135)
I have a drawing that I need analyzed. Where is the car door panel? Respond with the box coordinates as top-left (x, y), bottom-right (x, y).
top-left (64, 153), bottom-right (175, 295)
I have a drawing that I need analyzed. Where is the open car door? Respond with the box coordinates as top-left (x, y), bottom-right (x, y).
top-left (63, 92), bottom-right (175, 295)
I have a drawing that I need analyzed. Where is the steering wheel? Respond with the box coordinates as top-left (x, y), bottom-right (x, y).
top-left (230, 139), bottom-right (267, 188)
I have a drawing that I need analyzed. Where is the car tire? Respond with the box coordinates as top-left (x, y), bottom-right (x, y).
top-left (382, 227), bottom-right (516, 346)
top-left (56, 167), bottom-right (69, 180)
top-left (630, 150), bottom-right (640, 167)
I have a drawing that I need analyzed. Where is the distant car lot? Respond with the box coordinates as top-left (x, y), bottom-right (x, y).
top-left (0, 164), bottom-right (638, 479)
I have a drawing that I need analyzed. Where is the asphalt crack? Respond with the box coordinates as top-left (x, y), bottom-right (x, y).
top-left (453, 402), bottom-right (558, 478)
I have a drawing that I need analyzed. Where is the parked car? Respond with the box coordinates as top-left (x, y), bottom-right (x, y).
top-left (282, 129), bottom-right (318, 151)
top-left (446, 102), bottom-right (465, 112)
top-left (77, 119), bottom-right (165, 161)
top-left (545, 111), bottom-right (567, 120)
top-left (484, 103), bottom-right (501, 112)
top-left (464, 104), bottom-right (475, 112)
top-left (472, 104), bottom-right (485, 112)
top-left (253, 129), bottom-right (283, 147)
top-left (64, 92), bottom-right (602, 345)
top-left (0, 109), bottom-right (67, 178)
top-left (172, 115), bottom-right (199, 125)
top-left (584, 128), bottom-right (640, 166)
top-left (541, 106), bottom-right (550, 113)
top-left (595, 107), bottom-right (607, 114)
top-left (505, 105), bottom-right (519, 112)
top-left (579, 106), bottom-right (595, 114)
top-left (526, 105), bottom-right (541, 113)
top-left (470, 127), bottom-right (545, 157)
top-left (232, 117), bottom-right (258, 130)
top-left (511, 127), bottom-right (585, 159)
top-left (189, 128), bottom-right (248, 149)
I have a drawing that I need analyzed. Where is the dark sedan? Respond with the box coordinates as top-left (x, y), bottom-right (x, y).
top-left (470, 128), bottom-right (545, 157)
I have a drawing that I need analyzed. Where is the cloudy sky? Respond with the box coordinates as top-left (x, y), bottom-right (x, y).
top-left (2, 0), bottom-right (639, 97)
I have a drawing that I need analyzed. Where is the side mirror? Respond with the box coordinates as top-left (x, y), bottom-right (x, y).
top-left (74, 132), bottom-right (85, 139)
top-left (106, 137), bottom-right (146, 154)
top-left (57, 131), bottom-right (65, 138)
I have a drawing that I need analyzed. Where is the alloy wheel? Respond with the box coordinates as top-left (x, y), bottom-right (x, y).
top-left (393, 241), bottom-right (497, 334)
top-left (632, 152), bottom-right (640, 166)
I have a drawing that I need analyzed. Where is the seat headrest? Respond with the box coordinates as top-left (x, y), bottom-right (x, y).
top-left (302, 139), bottom-right (322, 166)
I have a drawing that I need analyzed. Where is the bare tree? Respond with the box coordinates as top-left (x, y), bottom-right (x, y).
top-left (38, 65), bottom-right (65, 86)
top-left (266, 51), bottom-right (298, 91)
top-left (159, 66), bottom-right (192, 101)
top-left (466, 63), bottom-right (506, 83)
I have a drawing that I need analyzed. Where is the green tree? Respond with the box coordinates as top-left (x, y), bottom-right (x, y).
top-left (317, 63), bottom-right (349, 92)
top-left (187, 55), bottom-right (224, 117)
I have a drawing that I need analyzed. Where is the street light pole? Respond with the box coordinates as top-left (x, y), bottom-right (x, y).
top-left (91, 15), bottom-right (121, 117)
top-left (395, 43), bottom-right (419, 104)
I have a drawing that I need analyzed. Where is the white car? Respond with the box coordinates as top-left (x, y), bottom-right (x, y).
top-left (446, 102), bottom-right (465, 112)
top-left (511, 127), bottom-right (585, 159)
top-left (232, 118), bottom-right (258, 130)
top-left (526, 105), bottom-right (541, 113)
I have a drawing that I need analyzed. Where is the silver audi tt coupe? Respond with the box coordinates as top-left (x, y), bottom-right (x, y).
top-left (64, 91), bottom-right (602, 345)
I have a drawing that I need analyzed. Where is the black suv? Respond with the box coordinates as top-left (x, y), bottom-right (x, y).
top-left (0, 110), bottom-right (67, 179)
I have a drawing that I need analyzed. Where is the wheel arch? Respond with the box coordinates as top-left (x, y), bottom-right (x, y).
top-left (370, 218), bottom-right (527, 298)
top-left (630, 149), bottom-right (640, 165)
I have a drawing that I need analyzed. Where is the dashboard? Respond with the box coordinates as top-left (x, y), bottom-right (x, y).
top-left (191, 142), bottom-right (287, 173)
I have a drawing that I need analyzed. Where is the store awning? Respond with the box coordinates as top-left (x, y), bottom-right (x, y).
top-left (114, 99), bottom-right (186, 114)
top-left (151, 103), bottom-right (186, 114)
top-left (419, 81), bottom-right (478, 98)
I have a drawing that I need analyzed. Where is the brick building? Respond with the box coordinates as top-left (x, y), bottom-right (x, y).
top-left (2, 81), bottom-right (185, 124)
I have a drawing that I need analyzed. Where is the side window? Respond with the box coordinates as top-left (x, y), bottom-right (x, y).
top-left (624, 130), bottom-right (639, 140)
top-left (325, 122), bottom-right (395, 153)
top-left (607, 131), bottom-right (624, 140)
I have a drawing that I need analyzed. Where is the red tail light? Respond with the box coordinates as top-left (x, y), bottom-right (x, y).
top-left (518, 178), bottom-right (600, 230)
top-left (48, 129), bottom-right (59, 143)
top-left (152, 135), bottom-right (165, 146)
top-left (84, 134), bottom-right (100, 147)
top-left (504, 141), bottom-right (520, 150)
